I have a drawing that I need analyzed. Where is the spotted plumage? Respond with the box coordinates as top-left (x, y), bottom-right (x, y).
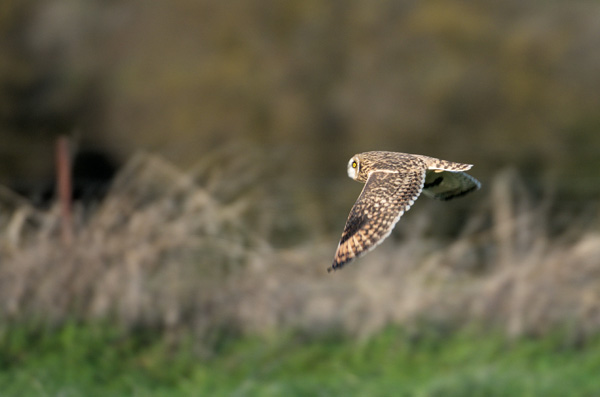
top-left (328, 151), bottom-right (480, 272)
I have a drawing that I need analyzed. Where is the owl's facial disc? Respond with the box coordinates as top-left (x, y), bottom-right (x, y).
top-left (347, 156), bottom-right (359, 179)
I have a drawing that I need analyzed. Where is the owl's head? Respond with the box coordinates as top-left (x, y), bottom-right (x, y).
top-left (347, 154), bottom-right (369, 182)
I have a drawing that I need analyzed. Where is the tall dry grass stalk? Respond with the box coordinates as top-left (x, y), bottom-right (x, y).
top-left (1, 152), bottom-right (599, 347)
top-left (0, 150), bottom-right (271, 339)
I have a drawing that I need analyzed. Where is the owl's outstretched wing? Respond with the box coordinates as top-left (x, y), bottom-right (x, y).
top-left (328, 169), bottom-right (426, 272)
top-left (422, 170), bottom-right (481, 201)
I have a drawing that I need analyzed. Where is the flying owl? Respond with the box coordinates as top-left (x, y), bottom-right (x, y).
top-left (328, 151), bottom-right (480, 272)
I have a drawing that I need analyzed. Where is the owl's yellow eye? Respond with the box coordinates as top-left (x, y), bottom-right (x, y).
top-left (352, 161), bottom-right (357, 168)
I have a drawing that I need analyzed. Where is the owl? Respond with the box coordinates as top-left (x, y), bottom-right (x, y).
top-left (328, 151), bottom-right (480, 272)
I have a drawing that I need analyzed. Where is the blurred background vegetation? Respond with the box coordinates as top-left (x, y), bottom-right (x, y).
top-left (1, 0), bottom-right (600, 395)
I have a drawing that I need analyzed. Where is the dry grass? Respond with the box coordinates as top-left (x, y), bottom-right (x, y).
top-left (1, 152), bottom-right (599, 349)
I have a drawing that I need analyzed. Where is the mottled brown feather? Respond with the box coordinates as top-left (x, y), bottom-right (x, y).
top-left (328, 169), bottom-right (425, 272)
top-left (328, 151), bottom-right (480, 272)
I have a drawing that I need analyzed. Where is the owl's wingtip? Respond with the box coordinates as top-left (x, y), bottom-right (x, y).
top-left (327, 260), bottom-right (342, 273)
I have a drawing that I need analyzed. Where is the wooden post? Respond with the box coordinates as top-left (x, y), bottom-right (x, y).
top-left (56, 135), bottom-right (73, 244)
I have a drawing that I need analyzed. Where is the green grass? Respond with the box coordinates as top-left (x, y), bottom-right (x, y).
top-left (1, 323), bottom-right (600, 396)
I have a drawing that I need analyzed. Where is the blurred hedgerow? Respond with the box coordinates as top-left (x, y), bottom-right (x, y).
top-left (0, 151), bottom-right (599, 352)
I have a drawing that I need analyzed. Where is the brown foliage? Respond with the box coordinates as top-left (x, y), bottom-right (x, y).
top-left (1, 153), bottom-right (599, 348)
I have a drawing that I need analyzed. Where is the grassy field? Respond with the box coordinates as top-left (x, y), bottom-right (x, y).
top-left (2, 324), bottom-right (600, 396)
top-left (4, 2), bottom-right (600, 395)
top-left (1, 153), bottom-right (599, 396)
